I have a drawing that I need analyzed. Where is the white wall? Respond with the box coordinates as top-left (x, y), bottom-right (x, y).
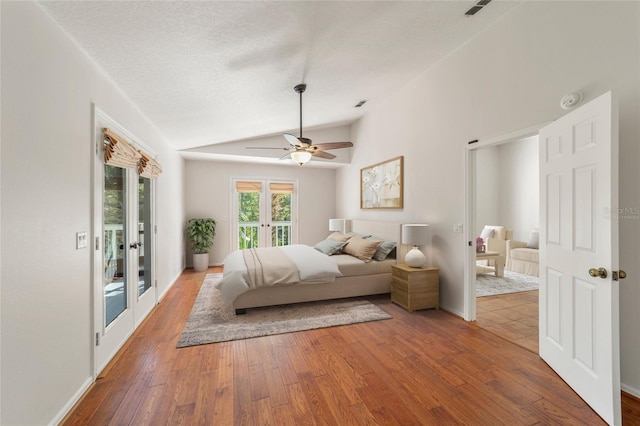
top-left (475, 145), bottom-right (500, 235)
top-left (498, 137), bottom-right (539, 241)
top-left (0, 2), bottom-right (185, 424)
top-left (336, 1), bottom-right (640, 395)
top-left (184, 159), bottom-right (337, 266)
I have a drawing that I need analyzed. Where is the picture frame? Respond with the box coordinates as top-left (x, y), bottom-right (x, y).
top-left (360, 156), bottom-right (404, 209)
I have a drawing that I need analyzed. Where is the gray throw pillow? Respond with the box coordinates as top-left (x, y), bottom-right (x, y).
top-left (367, 236), bottom-right (397, 261)
top-left (314, 239), bottom-right (347, 255)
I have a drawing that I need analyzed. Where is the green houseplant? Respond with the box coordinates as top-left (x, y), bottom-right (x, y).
top-left (186, 218), bottom-right (217, 272)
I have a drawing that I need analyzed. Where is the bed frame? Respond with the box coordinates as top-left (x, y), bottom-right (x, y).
top-left (233, 220), bottom-right (402, 313)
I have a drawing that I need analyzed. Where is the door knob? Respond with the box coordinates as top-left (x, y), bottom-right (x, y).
top-left (588, 267), bottom-right (608, 279)
top-left (619, 270), bottom-right (627, 279)
top-left (129, 242), bottom-right (139, 249)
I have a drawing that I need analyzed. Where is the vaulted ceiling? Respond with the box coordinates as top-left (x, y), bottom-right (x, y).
top-left (39, 1), bottom-right (519, 161)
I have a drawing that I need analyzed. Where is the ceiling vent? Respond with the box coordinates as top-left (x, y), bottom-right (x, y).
top-left (465, 0), bottom-right (491, 16)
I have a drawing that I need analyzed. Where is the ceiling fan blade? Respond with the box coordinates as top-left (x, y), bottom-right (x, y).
top-left (310, 142), bottom-right (354, 150)
top-left (279, 152), bottom-right (292, 161)
top-left (283, 133), bottom-right (301, 147)
top-left (246, 147), bottom-right (289, 150)
top-left (311, 150), bottom-right (336, 160)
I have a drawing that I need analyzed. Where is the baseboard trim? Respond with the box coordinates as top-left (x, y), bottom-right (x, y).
top-left (49, 376), bottom-right (93, 426)
top-left (622, 383), bottom-right (640, 399)
top-left (157, 269), bottom-right (184, 302)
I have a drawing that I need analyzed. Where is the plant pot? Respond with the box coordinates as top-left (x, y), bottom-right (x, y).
top-left (193, 253), bottom-right (209, 272)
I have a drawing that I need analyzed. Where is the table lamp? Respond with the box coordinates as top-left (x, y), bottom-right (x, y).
top-left (402, 224), bottom-right (429, 267)
top-left (329, 219), bottom-right (348, 234)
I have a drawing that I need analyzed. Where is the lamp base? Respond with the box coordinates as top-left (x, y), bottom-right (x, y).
top-left (405, 246), bottom-right (426, 268)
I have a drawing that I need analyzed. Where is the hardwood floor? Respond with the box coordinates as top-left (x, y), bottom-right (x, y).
top-left (62, 268), bottom-right (640, 425)
top-left (476, 290), bottom-right (539, 353)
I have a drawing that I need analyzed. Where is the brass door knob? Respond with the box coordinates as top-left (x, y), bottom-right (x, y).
top-left (619, 270), bottom-right (627, 279)
top-left (589, 267), bottom-right (608, 279)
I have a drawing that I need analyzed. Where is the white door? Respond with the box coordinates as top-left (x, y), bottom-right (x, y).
top-left (232, 179), bottom-right (297, 250)
top-left (539, 91), bottom-right (621, 425)
top-left (94, 112), bottom-right (157, 375)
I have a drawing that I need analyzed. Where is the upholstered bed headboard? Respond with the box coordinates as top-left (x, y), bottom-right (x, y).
top-left (350, 220), bottom-right (403, 256)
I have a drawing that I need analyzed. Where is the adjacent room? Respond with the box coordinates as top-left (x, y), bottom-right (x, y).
top-left (2, 1), bottom-right (640, 425)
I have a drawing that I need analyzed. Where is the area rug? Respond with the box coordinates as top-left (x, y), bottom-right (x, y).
top-left (476, 270), bottom-right (539, 297)
top-left (177, 273), bottom-right (392, 348)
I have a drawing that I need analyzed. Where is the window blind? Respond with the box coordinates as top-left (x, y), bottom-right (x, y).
top-left (103, 128), bottom-right (141, 168)
top-left (235, 181), bottom-right (262, 192)
top-left (138, 151), bottom-right (163, 179)
top-left (269, 182), bottom-right (294, 193)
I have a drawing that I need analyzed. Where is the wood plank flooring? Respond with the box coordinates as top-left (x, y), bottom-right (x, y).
top-left (62, 267), bottom-right (640, 425)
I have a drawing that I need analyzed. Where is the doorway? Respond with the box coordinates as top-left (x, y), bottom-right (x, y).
top-left (473, 136), bottom-right (540, 352)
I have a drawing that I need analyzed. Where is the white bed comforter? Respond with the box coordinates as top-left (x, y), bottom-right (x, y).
top-left (217, 244), bottom-right (342, 305)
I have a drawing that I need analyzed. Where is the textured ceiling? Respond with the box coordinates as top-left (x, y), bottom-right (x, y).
top-left (39, 1), bottom-right (519, 156)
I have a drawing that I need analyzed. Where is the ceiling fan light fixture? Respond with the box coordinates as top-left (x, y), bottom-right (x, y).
top-left (290, 151), bottom-right (312, 166)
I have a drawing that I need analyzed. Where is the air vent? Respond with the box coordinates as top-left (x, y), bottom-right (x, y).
top-left (465, 0), bottom-right (491, 16)
top-left (355, 100), bottom-right (367, 108)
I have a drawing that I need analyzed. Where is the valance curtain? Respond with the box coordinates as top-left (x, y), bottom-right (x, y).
top-left (103, 128), bottom-right (162, 178)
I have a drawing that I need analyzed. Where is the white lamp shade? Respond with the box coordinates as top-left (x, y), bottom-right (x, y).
top-left (290, 151), bottom-right (312, 165)
top-left (329, 219), bottom-right (347, 234)
top-left (402, 224), bottom-right (429, 267)
top-left (401, 224), bottom-right (429, 246)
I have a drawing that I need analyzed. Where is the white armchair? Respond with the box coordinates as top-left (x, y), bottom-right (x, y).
top-left (481, 225), bottom-right (512, 267)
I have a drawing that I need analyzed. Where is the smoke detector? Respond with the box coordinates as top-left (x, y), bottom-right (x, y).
top-left (560, 92), bottom-right (583, 110)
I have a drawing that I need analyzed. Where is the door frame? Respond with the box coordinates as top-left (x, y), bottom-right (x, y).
top-left (92, 105), bottom-right (158, 376)
top-left (463, 123), bottom-right (548, 321)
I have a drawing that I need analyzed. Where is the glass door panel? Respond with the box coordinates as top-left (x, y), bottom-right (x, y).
top-left (237, 191), bottom-right (261, 249)
top-left (270, 190), bottom-right (292, 246)
top-left (138, 176), bottom-right (152, 297)
top-left (103, 164), bottom-right (127, 327)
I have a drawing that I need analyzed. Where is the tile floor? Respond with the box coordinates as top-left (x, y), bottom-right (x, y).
top-left (475, 290), bottom-right (539, 353)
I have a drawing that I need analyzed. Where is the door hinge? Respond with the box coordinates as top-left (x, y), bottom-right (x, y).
top-left (95, 332), bottom-right (100, 346)
top-left (154, 225), bottom-right (158, 234)
top-left (95, 236), bottom-right (100, 251)
top-left (155, 279), bottom-right (158, 288)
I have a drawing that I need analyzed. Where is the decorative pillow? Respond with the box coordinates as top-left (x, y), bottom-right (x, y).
top-left (342, 236), bottom-right (382, 262)
top-left (327, 231), bottom-right (351, 242)
top-left (527, 229), bottom-right (540, 249)
top-left (314, 239), bottom-right (347, 255)
top-left (366, 235), bottom-right (397, 261)
top-left (480, 227), bottom-right (495, 241)
top-left (346, 231), bottom-right (372, 239)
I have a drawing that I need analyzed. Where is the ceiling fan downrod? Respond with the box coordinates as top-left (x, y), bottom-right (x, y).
top-left (294, 83), bottom-right (306, 140)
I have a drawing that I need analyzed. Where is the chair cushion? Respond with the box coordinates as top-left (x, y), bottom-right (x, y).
top-left (510, 247), bottom-right (539, 263)
top-left (480, 227), bottom-right (495, 240)
top-left (527, 229), bottom-right (540, 249)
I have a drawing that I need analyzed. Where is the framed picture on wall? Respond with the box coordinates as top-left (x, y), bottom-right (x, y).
top-left (360, 156), bottom-right (404, 209)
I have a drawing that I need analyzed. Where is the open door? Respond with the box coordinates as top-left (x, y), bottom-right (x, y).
top-left (539, 91), bottom-right (621, 425)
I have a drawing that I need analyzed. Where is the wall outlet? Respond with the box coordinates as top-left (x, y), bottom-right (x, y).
top-left (76, 232), bottom-right (88, 249)
top-left (453, 223), bottom-right (463, 233)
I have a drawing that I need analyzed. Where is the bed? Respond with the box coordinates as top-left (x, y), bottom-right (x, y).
top-left (219, 220), bottom-right (402, 314)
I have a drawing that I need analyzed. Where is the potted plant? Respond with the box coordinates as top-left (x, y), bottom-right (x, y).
top-left (186, 218), bottom-right (217, 272)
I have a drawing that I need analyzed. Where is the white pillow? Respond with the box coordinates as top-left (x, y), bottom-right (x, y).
top-left (480, 227), bottom-right (495, 241)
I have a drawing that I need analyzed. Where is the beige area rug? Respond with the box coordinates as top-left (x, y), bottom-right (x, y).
top-left (177, 273), bottom-right (392, 348)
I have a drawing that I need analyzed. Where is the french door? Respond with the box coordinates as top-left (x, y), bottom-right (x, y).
top-left (93, 115), bottom-right (157, 375)
top-left (232, 179), bottom-right (297, 250)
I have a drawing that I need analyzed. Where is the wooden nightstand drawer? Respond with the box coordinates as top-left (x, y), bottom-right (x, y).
top-left (390, 264), bottom-right (439, 312)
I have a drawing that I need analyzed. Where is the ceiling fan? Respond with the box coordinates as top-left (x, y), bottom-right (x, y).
top-left (247, 83), bottom-right (353, 165)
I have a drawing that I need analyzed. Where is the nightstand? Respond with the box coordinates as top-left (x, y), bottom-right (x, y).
top-left (390, 263), bottom-right (439, 312)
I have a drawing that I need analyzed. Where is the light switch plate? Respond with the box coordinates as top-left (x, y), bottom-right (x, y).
top-left (453, 223), bottom-right (463, 233)
top-left (76, 232), bottom-right (88, 249)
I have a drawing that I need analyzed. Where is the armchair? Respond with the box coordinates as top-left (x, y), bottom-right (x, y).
top-left (481, 225), bottom-right (512, 267)
top-left (506, 229), bottom-right (539, 277)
